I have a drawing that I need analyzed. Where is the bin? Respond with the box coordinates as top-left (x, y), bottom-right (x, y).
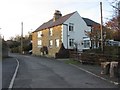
top-left (101, 62), bottom-right (110, 75)
top-left (110, 61), bottom-right (118, 78)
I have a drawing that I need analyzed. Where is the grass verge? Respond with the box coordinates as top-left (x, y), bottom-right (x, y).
top-left (64, 59), bottom-right (80, 65)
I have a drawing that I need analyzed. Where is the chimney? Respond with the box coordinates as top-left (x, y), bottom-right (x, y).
top-left (53, 10), bottom-right (62, 22)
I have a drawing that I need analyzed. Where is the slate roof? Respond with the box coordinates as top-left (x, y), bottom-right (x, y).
top-left (33, 11), bottom-right (100, 33)
top-left (82, 17), bottom-right (99, 26)
top-left (34, 11), bottom-right (76, 32)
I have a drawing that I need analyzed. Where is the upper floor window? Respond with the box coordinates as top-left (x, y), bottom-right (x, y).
top-left (69, 23), bottom-right (74, 31)
top-left (55, 39), bottom-right (59, 47)
top-left (49, 28), bottom-right (53, 36)
top-left (38, 31), bottom-right (42, 38)
top-left (69, 39), bottom-right (74, 47)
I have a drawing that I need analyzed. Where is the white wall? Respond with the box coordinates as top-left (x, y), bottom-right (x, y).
top-left (62, 11), bottom-right (90, 51)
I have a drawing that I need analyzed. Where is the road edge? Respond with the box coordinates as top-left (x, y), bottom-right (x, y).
top-left (69, 63), bottom-right (119, 86)
top-left (8, 58), bottom-right (19, 88)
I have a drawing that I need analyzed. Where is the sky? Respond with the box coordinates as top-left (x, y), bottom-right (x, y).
top-left (0, 0), bottom-right (114, 40)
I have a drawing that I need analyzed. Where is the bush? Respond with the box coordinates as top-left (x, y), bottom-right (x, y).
top-left (104, 46), bottom-right (120, 55)
top-left (55, 43), bottom-right (69, 58)
top-left (2, 40), bottom-right (8, 57)
top-left (81, 46), bottom-right (120, 64)
top-left (11, 46), bottom-right (20, 53)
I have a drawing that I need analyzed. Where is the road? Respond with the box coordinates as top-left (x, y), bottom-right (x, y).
top-left (0, 60), bottom-right (2, 90)
top-left (10, 53), bottom-right (118, 88)
top-left (2, 57), bottom-right (17, 88)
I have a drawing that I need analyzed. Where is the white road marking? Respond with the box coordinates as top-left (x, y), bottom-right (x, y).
top-left (69, 63), bottom-right (119, 85)
top-left (8, 58), bottom-right (19, 88)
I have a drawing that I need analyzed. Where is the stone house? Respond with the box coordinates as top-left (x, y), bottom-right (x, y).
top-left (32, 10), bottom-right (99, 57)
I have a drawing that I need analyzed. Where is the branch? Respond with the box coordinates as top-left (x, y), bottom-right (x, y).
top-left (111, 5), bottom-right (119, 10)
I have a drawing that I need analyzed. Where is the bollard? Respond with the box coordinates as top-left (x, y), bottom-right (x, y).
top-left (101, 62), bottom-right (110, 75)
top-left (110, 61), bottom-right (118, 78)
top-left (118, 62), bottom-right (120, 85)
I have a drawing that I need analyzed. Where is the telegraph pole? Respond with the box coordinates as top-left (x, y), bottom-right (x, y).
top-left (100, 2), bottom-right (103, 52)
top-left (21, 22), bottom-right (23, 54)
top-left (118, 1), bottom-right (120, 29)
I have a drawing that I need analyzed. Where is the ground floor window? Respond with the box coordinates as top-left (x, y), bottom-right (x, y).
top-left (49, 40), bottom-right (53, 48)
top-left (83, 40), bottom-right (90, 48)
top-left (38, 40), bottom-right (42, 47)
top-left (55, 39), bottom-right (59, 47)
top-left (69, 39), bottom-right (74, 47)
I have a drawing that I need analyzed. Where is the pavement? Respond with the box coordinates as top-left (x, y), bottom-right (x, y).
top-left (57, 59), bottom-right (120, 86)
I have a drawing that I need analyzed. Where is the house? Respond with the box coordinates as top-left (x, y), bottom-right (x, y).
top-left (82, 18), bottom-right (101, 49)
top-left (32, 10), bottom-right (99, 58)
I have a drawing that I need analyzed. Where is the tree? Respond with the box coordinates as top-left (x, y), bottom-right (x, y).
top-left (105, 0), bottom-right (120, 41)
top-left (2, 39), bottom-right (8, 57)
top-left (7, 31), bottom-right (32, 53)
top-left (85, 24), bottom-right (101, 49)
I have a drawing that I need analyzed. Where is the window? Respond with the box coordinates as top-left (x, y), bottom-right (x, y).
top-left (49, 28), bottom-right (53, 36)
top-left (49, 40), bottom-right (53, 47)
top-left (55, 39), bottom-right (59, 47)
top-left (83, 40), bottom-right (90, 48)
top-left (38, 31), bottom-right (42, 38)
top-left (69, 39), bottom-right (74, 47)
top-left (38, 40), bottom-right (42, 47)
top-left (69, 23), bottom-right (74, 31)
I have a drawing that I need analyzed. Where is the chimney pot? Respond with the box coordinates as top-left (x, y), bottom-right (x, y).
top-left (53, 10), bottom-right (62, 22)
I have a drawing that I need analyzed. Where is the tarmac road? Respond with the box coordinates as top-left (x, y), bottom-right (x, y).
top-left (0, 60), bottom-right (2, 90)
top-left (2, 57), bottom-right (17, 88)
top-left (10, 53), bottom-right (118, 88)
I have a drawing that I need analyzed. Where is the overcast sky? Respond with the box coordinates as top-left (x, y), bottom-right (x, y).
top-left (0, 0), bottom-right (114, 40)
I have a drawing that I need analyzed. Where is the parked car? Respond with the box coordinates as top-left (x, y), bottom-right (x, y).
top-left (28, 50), bottom-right (32, 54)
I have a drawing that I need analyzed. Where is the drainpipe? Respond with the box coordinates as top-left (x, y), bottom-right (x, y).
top-left (63, 24), bottom-right (68, 49)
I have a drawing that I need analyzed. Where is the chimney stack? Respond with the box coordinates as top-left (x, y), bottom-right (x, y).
top-left (53, 10), bottom-right (62, 22)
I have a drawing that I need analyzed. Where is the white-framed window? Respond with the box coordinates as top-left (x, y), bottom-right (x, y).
top-left (38, 40), bottom-right (42, 47)
top-left (69, 39), bottom-right (74, 47)
top-left (49, 28), bottom-right (53, 36)
top-left (69, 23), bottom-right (74, 31)
top-left (38, 31), bottom-right (42, 38)
top-left (55, 39), bottom-right (59, 47)
top-left (83, 40), bottom-right (90, 48)
top-left (49, 40), bottom-right (53, 47)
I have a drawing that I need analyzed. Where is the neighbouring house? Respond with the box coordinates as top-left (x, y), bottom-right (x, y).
top-left (32, 10), bottom-right (99, 58)
top-left (83, 18), bottom-right (101, 49)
